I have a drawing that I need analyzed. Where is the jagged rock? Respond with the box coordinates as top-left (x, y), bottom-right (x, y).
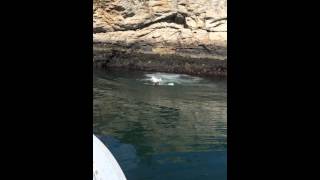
top-left (93, 0), bottom-right (227, 76)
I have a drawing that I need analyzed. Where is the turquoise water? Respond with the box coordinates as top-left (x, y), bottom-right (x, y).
top-left (93, 68), bottom-right (227, 180)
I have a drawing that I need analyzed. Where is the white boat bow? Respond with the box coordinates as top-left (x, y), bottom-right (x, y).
top-left (93, 134), bottom-right (127, 180)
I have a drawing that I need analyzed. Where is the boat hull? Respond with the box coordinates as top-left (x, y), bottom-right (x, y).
top-left (93, 134), bottom-right (126, 180)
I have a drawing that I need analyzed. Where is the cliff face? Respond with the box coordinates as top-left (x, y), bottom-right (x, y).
top-left (93, 0), bottom-right (227, 76)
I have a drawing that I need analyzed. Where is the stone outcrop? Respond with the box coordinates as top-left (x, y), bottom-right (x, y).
top-left (93, 0), bottom-right (227, 76)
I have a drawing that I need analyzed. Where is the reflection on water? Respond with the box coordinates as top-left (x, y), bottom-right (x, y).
top-left (93, 68), bottom-right (227, 180)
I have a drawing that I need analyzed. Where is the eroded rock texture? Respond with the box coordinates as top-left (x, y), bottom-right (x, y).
top-left (93, 0), bottom-right (227, 76)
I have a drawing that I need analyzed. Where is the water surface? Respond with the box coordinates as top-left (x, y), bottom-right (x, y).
top-left (93, 68), bottom-right (227, 180)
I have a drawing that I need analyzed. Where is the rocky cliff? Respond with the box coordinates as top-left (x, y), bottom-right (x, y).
top-left (93, 0), bottom-right (227, 76)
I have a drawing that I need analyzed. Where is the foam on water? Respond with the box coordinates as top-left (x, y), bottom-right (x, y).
top-left (141, 73), bottom-right (203, 86)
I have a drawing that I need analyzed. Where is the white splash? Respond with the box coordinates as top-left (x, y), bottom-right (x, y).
top-left (151, 76), bottom-right (162, 84)
top-left (142, 72), bottom-right (203, 86)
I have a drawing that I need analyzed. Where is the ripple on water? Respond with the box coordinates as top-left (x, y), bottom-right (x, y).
top-left (93, 69), bottom-right (227, 180)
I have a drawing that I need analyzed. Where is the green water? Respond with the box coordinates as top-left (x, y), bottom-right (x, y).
top-left (93, 68), bottom-right (227, 180)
